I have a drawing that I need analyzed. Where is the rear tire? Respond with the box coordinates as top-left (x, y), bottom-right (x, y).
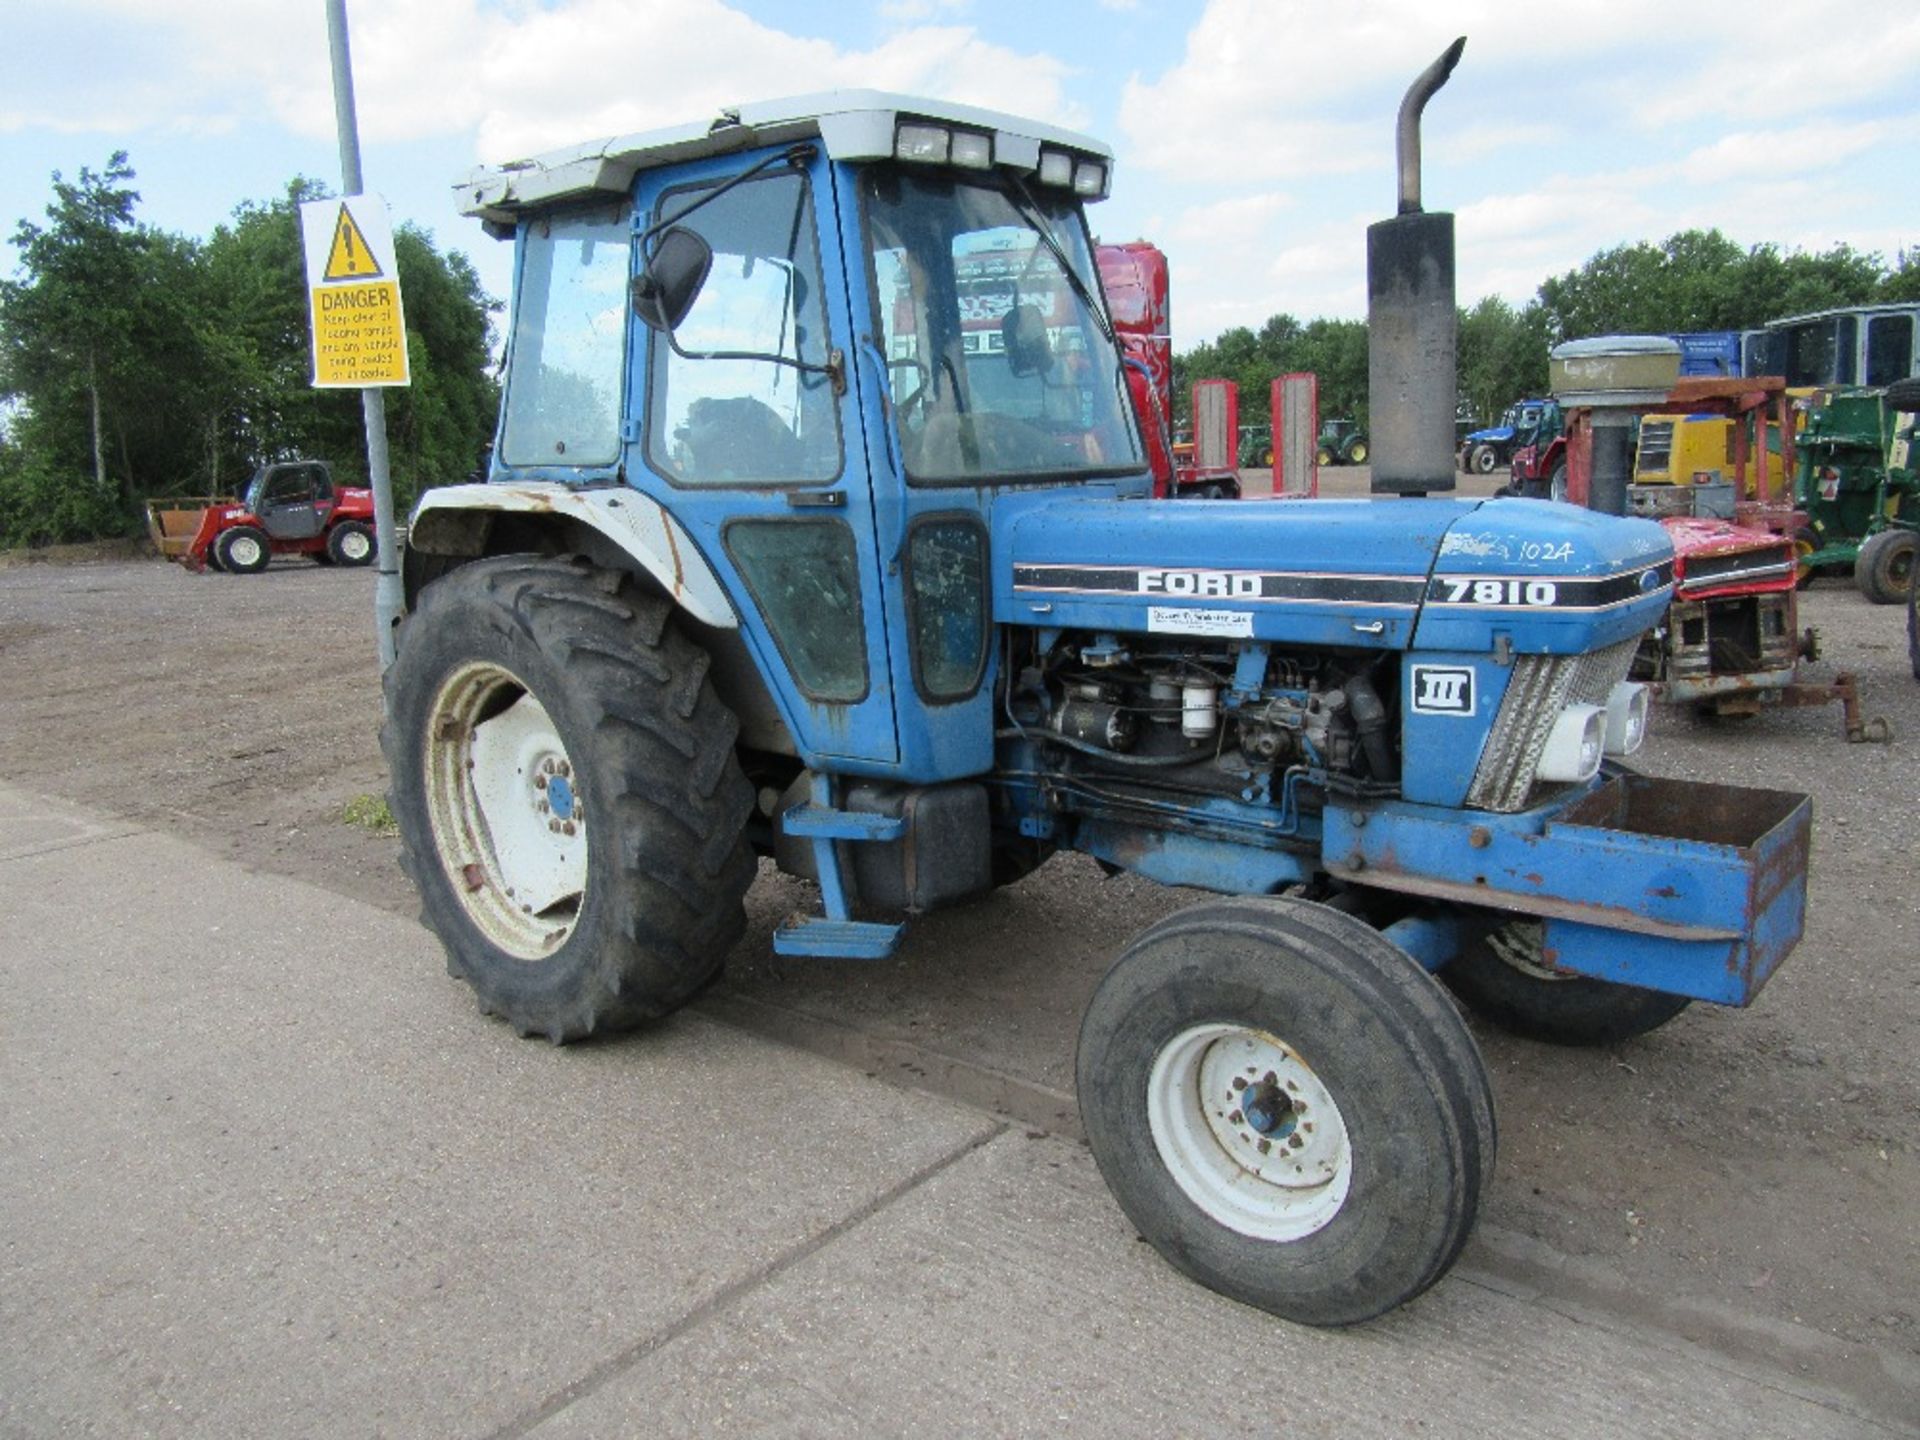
top-left (327, 520), bottom-right (376, 567)
top-left (216, 525), bottom-right (271, 575)
top-left (382, 555), bottom-right (755, 1041)
top-left (1077, 896), bottom-right (1495, 1326)
top-left (1854, 529), bottom-right (1917, 604)
top-left (1548, 460), bottom-right (1568, 503)
top-left (1442, 918), bottom-right (1691, 1046)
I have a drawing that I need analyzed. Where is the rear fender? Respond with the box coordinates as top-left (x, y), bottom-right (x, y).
top-left (403, 484), bottom-right (794, 757)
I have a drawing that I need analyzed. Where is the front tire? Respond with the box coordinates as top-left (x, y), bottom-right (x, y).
top-left (1077, 897), bottom-right (1495, 1327)
top-left (1348, 440), bottom-right (1368, 465)
top-left (1854, 529), bottom-right (1917, 605)
top-left (1471, 444), bottom-right (1497, 474)
top-left (383, 556), bottom-right (755, 1041)
top-left (216, 525), bottom-right (271, 574)
top-left (1443, 918), bottom-right (1690, 1046)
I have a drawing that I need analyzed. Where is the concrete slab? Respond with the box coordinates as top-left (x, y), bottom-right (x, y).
top-left (531, 1130), bottom-right (1909, 1440)
top-left (0, 787), bottom-right (142, 861)
top-left (0, 797), bottom-right (999, 1439)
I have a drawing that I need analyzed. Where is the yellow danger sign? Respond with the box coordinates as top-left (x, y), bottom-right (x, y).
top-left (299, 195), bottom-right (410, 388)
top-left (323, 206), bottom-right (384, 281)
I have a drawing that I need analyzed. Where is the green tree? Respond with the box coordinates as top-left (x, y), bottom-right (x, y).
top-left (1536, 229), bottom-right (1886, 341)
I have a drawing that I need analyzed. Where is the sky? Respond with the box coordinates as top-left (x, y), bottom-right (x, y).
top-left (3, 0), bottom-right (1917, 352)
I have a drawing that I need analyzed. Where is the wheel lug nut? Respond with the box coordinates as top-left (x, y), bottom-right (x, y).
top-left (535, 774), bottom-right (548, 790)
top-left (562, 821), bottom-right (576, 836)
top-left (549, 819), bottom-right (562, 833)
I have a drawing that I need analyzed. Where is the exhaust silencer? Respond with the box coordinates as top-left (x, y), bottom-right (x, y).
top-left (1368, 37), bottom-right (1466, 496)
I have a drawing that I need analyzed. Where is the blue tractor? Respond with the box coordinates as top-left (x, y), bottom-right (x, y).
top-left (1459, 398), bottom-right (1554, 474)
top-left (387, 60), bottom-right (1810, 1327)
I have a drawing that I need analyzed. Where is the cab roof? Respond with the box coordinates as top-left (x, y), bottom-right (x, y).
top-left (457, 90), bottom-right (1114, 231)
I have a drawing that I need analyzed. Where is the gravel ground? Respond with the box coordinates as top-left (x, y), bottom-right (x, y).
top-left (2, 489), bottom-right (1914, 1364)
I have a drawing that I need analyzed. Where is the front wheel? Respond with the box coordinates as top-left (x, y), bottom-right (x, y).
top-left (216, 525), bottom-right (271, 575)
top-left (1471, 444), bottom-right (1497, 474)
top-left (382, 555), bottom-right (755, 1041)
top-left (1347, 440), bottom-right (1368, 465)
top-left (1855, 529), bottom-right (1917, 605)
top-left (1315, 446), bottom-right (1333, 466)
top-left (1077, 897), bottom-right (1495, 1327)
top-left (1442, 918), bottom-right (1690, 1045)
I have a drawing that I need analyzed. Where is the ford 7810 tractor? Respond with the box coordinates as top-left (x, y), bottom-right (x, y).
top-left (386, 54), bottom-right (1811, 1327)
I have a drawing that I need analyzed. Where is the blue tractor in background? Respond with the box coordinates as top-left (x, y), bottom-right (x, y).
top-left (1459, 397), bottom-right (1555, 474)
top-left (386, 63), bottom-right (1811, 1328)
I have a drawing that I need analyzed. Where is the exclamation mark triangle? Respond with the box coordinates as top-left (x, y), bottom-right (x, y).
top-left (323, 204), bottom-right (382, 281)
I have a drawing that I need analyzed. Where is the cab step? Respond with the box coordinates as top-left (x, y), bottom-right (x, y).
top-left (779, 805), bottom-right (906, 842)
top-left (772, 916), bottom-right (904, 960)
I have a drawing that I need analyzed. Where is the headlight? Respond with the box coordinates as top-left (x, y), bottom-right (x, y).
top-left (1038, 150), bottom-right (1074, 187)
top-left (1536, 703), bottom-right (1606, 782)
top-left (1603, 681), bottom-right (1649, 755)
top-left (949, 131), bottom-right (992, 170)
top-left (1072, 160), bottom-right (1108, 198)
top-left (896, 123), bottom-right (950, 164)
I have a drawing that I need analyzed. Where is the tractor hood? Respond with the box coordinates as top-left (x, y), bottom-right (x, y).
top-left (993, 494), bottom-right (1673, 655)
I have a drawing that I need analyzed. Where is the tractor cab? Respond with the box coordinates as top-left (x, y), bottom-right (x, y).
top-left (437, 94), bottom-right (1146, 776)
top-left (245, 461), bottom-right (336, 542)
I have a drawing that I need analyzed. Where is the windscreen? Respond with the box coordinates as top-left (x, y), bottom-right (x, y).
top-left (864, 167), bottom-right (1143, 484)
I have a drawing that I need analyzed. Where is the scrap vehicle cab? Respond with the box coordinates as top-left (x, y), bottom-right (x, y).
top-left (390, 85), bottom-right (1813, 1329)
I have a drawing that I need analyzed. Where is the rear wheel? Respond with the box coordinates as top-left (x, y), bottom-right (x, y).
top-left (1077, 897), bottom-right (1495, 1326)
top-left (383, 555), bottom-right (755, 1041)
top-left (327, 520), bottom-right (376, 567)
top-left (1443, 917), bottom-right (1691, 1046)
top-left (1547, 460), bottom-right (1568, 503)
top-left (215, 525), bottom-right (271, 574)
top-left (1855, 529), bottom-right (1917, 604)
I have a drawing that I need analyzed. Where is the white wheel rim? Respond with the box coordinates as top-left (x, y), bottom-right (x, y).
top-left (229, 535), bottom-right (263, 568)
top-left (425, 662), bottom-right (587, 960)
top-left (1147, 1023), bottom-right (1353, 1242)
top-left (339, 529), bottom-right (371, 561)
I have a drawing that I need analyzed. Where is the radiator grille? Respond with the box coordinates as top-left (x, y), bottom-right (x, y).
top-left (1466, 638), bottom-right (1639, 812)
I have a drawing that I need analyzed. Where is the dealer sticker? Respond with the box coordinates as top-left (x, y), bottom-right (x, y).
top-left (1411, 664), bottom-right (1475, 715)
top-left (1148, 606), bottom-right (1254, 638)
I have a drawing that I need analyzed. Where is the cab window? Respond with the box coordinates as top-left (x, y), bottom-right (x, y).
top-left (499, 206), bottom-right (630, 468)
top-left (645, 172), bottom-right (841, 487)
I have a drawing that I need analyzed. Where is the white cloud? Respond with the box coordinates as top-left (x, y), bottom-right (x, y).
top-left (0, 0), bottom-right (1084, 159)
top-left (1677, 119), bottom-right (1899, 185)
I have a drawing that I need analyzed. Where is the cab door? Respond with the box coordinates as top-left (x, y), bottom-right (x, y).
top-left (624, 148), bottom-right (899, 768)
top-left (256, 463), bottom-right (327, 540)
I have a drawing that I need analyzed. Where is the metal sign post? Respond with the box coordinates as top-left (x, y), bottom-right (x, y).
top-left (323, 0), bottom-right (405, 672)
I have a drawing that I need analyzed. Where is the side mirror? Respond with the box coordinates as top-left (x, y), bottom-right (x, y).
top-left (1003, 303), bottom-right (1054, 378)
top-left (632, 227), bottom-right (713, 332)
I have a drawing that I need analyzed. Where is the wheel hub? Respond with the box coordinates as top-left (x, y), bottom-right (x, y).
top-left (425, 664), bottom-right (587, 960)
top-left (1147, 1023), bottom-right (1353, 1241)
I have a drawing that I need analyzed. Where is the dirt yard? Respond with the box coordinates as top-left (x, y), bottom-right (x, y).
top-left (2, 509), bottom-right (1914, 1393)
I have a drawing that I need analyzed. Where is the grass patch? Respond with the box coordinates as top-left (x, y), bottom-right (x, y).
top-left (341, 793), bottom-right (399, 837)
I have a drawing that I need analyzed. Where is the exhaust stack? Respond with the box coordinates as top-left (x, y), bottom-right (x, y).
top-left (1368, 37), bottom-right (1466, 496)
